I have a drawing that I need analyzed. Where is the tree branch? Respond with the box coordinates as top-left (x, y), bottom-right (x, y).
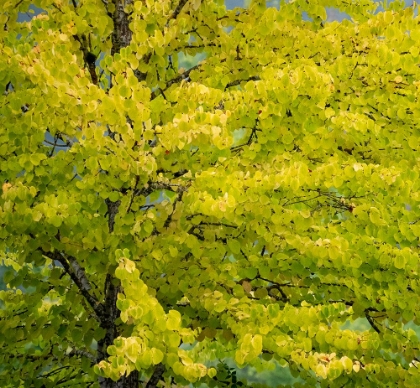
top-left (151, 64), bottom-right (201, 100)
top-left (365, 310), bottom-right (381, 334)
top-left (105, 198), bottom-right (121, 233)
top-left (68, 348), bottom-right (96, 363)
top-left (133, 181), bottom-right (189, 198)
top-left (168, 0), bottom-right (189, 22)
top-left (146, 363), bottom-right (165, 388)
top-left (225, 75), bottom-right (260, 89)
top-left (40, 249), bottom-right (104, 320)
top-left (72, 34), bottom-right (98, 85)
top-left (97, 275), bottom-right (121, 363)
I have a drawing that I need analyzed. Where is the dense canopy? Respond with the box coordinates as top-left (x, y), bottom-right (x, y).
top-left (1, 0), bottom-right (420, 387)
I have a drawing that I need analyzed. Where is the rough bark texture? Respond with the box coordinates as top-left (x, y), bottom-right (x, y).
top-left (111, 0), bottom-right (133, 56)
top-left (98, 372), bottom-right (141, 388)
top-left (145, 364), bottom-right (166, 388)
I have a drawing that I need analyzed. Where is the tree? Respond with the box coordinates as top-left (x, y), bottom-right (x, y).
top-left (1, 0), bottom-right (420, 386)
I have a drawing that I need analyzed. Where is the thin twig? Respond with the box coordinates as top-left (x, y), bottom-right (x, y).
top-left (151, 64), bottom-right (201, 100)
top-left (225, 75), bottom-right (260, 89)
top-left (167, 0), bottom-right (189, 22)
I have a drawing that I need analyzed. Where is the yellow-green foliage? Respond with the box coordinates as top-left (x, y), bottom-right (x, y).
top-left (1, 0), bottom-right (420, 387)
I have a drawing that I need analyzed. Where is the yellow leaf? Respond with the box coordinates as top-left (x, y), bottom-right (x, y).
top-left (353, 361), bottom-right (361, 373)
top-left (2, 182), bottom-right (11, 193)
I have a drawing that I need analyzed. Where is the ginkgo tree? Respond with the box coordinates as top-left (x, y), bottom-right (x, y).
top-left (1, 0), bottom-right (420, 387)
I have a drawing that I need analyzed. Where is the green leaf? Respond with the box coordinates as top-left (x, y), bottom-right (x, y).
top-left (30, 153), bottom-right (46, 166)
top-left (50, 215), bottom-right (62, 227)
top-left (150, 348), bottom-right (164, 364)
top-left (166, 310), bottom-right (182, 330)
top-left (108, 192), bottom-right (120, 202)
top-left (227, 239), bottom-right (241, 254)
top-left (164, 332), bottom-right (180, 348)
top-left (251, 334), bottom-right (263, 355)
top-left (119, 85), bottom-right (131, 98)
top-left (143, 220), bottom-right (154, 235)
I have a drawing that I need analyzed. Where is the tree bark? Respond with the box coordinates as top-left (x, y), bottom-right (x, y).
top-left (99, 371), bottom-right (140, 388)
top-left (146, 364), bottom-right (166, 388)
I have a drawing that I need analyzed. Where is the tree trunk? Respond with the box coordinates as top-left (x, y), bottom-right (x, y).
top-left (97, 1), bottom-right (165, 387)
top-left (96, 1), bottom-right (141, 387)
top-left (97, 276), bottom-right (135, 387)
top-left (99, 371), bottom-right (140, 388)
